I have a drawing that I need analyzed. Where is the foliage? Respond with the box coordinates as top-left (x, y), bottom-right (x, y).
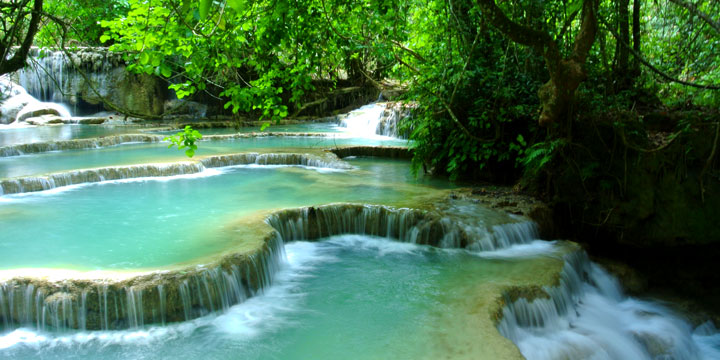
top-left (165, 125), bottom-right (203, 157)
top-left (35, 0), bottom-right (130, 46)
top-left (99, 0), bottom-right (403, 122)
top-left (14, 0), bottom-right (720, 178)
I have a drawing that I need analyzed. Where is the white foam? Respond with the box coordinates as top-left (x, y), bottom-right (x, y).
top-left (0, 241), bottom-right (335, 350)
top-left (324, 234), bottom-right (428, 256)
top-left (476, 240), bottom-right (558, 259)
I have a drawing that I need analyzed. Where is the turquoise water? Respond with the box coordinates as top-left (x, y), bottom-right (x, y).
top-left (0, 159), bottom-right (446, 270)
top-left (152, 123), bottom-right (343, 135)
top-left (0, 125), bottom-right (143, 147)
top-left (0, 235), bottom-right (551, 359)
top-left (0, 136), bottom-right (408, 178)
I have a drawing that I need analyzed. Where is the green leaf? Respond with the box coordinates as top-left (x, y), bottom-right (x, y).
top-left (160, 64), bottom-right (172, 78)
top-left (260, 122), bottom-right (270, 131)
top-left (139, 52), bottom-right (150, 65)
top-left (227, 0), bottom-right (245, 13)
top-left (99, 34), bottom-right (111, 43)
top-left (199, 0), bottom-right (212, 20)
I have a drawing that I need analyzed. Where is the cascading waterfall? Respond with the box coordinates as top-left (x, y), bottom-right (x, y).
top-left (0, 134), bottom-right (164, 157)
top-left (0, 152), bottom-right (351, 195)
top-left (0, 234), bottom-right (285, 331)
top-left (13, 48), bottom-right (123, 116)
top-left (338, 103), bottom-right (409, 138)
top-left (266, 203), bottom-right (537, 250)
top-left (496, 250), bottom-right (720, 359)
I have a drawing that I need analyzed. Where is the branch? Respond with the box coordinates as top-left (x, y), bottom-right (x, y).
top-left (570, 0), bottom-right (598, 63)
top-left (601, 18), bottom-right (720, 90)
top-left (390, 40), bottom-right (426, 63)
top-left (393, 51), bottom-right (494, 143)
top-left (43, 12), bottom-right (165, 119)
top-left (474, 0), bottom-right (553, 52)
top-left (0, 0), bottom-right (43, 76)
top-left (668, 0), bottom-right (720, 34)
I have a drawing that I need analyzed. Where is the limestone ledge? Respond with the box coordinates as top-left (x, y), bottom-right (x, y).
top-left (0, 199), bottom-right (580, 359)
top-left (0, 151), bottom-right (352, 195)
top-left (0, 132), bottom-right (348, 158)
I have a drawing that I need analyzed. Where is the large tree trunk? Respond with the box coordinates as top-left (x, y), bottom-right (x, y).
top-left (632, 0), bottom-right (641, 75)
top-left (0, 0), bottom-right (43, 76)
top-left (476, 0), bottom-right (598, 127)
top-left (614, 0), bottom-right (631, 90)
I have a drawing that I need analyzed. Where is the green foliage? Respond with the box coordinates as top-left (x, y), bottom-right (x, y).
top-left (36, 0), bottom-right (130, 46)
top-left (164, 125), bottom-right (203, 157)
top-left (518, 138), bottom-right (568, 176)
top-left (100, 0), bottom-right (402, 122)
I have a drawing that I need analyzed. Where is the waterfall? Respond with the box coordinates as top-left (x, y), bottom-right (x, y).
top-left (12, 48), bottom-right (123, 116)
top-left (337, 103), bottom-right (410, 138)
top-left (0, 133), bottom-right (336, 158)
top-left (496, 250), bottom-right (719, 359)
top-left (0, 134), bottom-right (165, 157)
top-left (266, 203), bottom-right (536, 250)
top-left (0, 152), bottom-right (351, 195)
top-left (0, 234), bottom-right (285, 331)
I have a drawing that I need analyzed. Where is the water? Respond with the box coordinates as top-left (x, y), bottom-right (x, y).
top-left (150, 123), bottom-right (344, 135)
top-left (498, 252), bottom-right (720, 360)
top-left (0, 136), bottom-right (408, 178)
top-left (0, 159), bottom-right (444, 270)
top-left (0, 125), bottom-right (143, 147)
top-left (0, 235), bottom-right (566, 359)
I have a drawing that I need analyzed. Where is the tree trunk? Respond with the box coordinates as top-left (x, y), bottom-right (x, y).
top-left (614, 0), bottom-right (631, 90)
top-left (0, 0), bottom-right (43, 76)
top-left (476, 0), bottom-right (598, 127)
top-left (632, 0), bottom-right (641, 75)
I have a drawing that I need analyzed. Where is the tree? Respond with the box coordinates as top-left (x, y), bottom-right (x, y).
top-left (476, 0), bottom-right (599, 127)
top-left (0, 0), bottom-right (43, 76)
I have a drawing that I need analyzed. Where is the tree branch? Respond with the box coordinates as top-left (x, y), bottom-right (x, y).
top-left (668, 0), bottom-right (720, 34)
top-left (474, 0), bottom-right (553, 52)
top-left (0, 0), bottom-right (43, 76)
top-left (601, 17), bottom-right (720, 90)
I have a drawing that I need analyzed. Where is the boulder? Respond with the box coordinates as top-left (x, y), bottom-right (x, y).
top-left (16, 101), bottom-right (70, 122)
top-left (0, 78), bottom-right (36, 124)
top-left (24, 115), bottom-right (65, 125)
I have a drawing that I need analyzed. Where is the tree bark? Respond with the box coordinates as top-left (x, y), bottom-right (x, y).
top-left (614, 0), bottom-right (631, 90)
top-left (0, 0), bottom-right (43, 76)
top-left (476, 0), bottom-right (598, 127)
top-left (632, 0), bottom-right (641, 75)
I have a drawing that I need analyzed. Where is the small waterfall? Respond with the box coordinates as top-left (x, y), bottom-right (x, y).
top-left (13, 48), bottom-right (123, 116)
top-left (0, 152), bottom-right (350, 195)
top-left (267, 203), bottom-right (536, 250)
top-left (470, 221), bottom-right (539, 251)
top-left (0, 162), bottom-right (205, 195)
top-left (496, 250), bottom-right (717, 359)
top-left (0, 234), bottom-right (285, 331)
top-left (200, 153), bottom-right (351, 170)
top-left (0, 133), bottom-right (337, 158)
top-left (0, 134), bottom-right (165, 157)
top-left (337, 102), bottom-right (412, 138)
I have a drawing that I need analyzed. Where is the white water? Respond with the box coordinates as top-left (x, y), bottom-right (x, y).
top-left (498, 252), bottom-right (720, 360)
top-left (338, 103), bottom-right (401, 138)
top-left (1, 76), bottom-right (73, 124)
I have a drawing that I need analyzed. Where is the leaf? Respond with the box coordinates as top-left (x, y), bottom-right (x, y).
top-left (139, 52), bottom-right (150, 65)
top-left (260, 122), bottom-right (270, 131)
top-left (99, 34), bottom-right (111, 43)
top-left (566, 0), bottom-right (582, 17)
top-left (227, 0), bottom-right (245, 13)
top-left (199, 0), bottom-right (212, 20)
top-left (160, 64), bottom-right (172, 78)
